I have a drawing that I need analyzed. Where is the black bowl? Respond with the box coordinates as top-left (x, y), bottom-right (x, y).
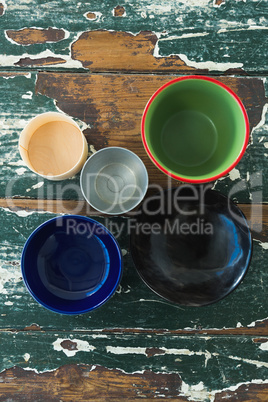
top-left (130, 187), bottom-right (252, 306)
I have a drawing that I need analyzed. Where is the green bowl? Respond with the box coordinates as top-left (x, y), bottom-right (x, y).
top-left (141, 76), bottom-right (249, 183)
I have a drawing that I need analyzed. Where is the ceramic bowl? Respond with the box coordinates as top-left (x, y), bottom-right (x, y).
top-left (21, 215), bottom-right (122, 314)
top-left (130, 187), bottom-right (252, 306)
top-left (141, 76), bottom-right (250, 183)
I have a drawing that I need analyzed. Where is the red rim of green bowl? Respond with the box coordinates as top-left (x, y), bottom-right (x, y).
top-left (141, 75), bottom-right (250, 184)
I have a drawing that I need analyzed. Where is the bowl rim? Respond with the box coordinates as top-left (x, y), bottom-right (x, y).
top-left (141, 75), bottom-right (250, 183)
top-left (80, 146), bottom-right (149, 215)
top-left (130, 187), bottom-right (253, 306)
top-left (21, 215), bottom-right (123, 314)
top-left (19, 111), bottom-right (88, 180)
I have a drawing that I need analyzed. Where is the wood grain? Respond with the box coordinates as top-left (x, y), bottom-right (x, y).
top-left (0, 365), bottom-right (267, 401)
top-left (15, 56), bottom-right (67, 67)
top-left (35, 72), bottom-right (267, 187)
top-left (71, 30), bottom-right (197, 73)
top-left (1, 199), bottom-right (267, 242)
top-left (6, 27), bottom-right (66, 45)
top-left (0, 365), bottom-right (185, 401)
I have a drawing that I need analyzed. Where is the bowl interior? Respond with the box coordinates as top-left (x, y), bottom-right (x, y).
top-left (21, 216), bottom-right (122, 314)
top-left (144, 78), bottom-right (248, 181)
top-left (81, 148), bottom-right (148, 214)
top-left (130, 187), bottom-right (252, 306)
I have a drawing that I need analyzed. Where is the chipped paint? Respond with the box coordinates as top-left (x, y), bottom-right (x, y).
top-left (4, 301), bottom-right (13, 306)
top-left (5, 27), bottom-right (69, 46)
top-left (22, 91), bottom-right (33, 99)
top-left (0, 264), bottom-right (22, 295)
top-left (180, 381), bottom-right (208, 402)
top-left (23, 353), bottom-right (30, 362)
top-left (228, 168), bottom-right (241, 181)
top-left (258, 242), bottom-right (268, 250)
top-left (31, 182), bottom-right (44, 190)
top-left (252, 103), bottom-right (268, 132)
top-left (53, 338), bottom-right (95, 357)
top-left (15, 167), bottom-right (27, 176)
top-left (176, 54), bottom-right (243, 71)
top-left (83, 11), bottom-right (102, 22)
top-left (0, 206), bottom-right (53, 217)
top-left (0, 49), bottom-right (84, 69)
top-left (259, 341), bottom-right (268, 351)
top-left (159, 32), bottom-right (210, 41)
top-left (121, 248), bottom-right (127, 256)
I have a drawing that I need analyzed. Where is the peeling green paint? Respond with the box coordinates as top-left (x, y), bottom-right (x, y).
top-left (0, 0), bottom-right (267, 71)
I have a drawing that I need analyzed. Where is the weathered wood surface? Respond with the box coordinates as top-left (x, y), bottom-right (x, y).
top-left (0, 72), bottom-right (267, 202)
top-left (0, 0), bottom-right (267, 73)
top-left (0, 0), bottom-right (268, 400)
top-left (0, 333), bottom-right (267, 401)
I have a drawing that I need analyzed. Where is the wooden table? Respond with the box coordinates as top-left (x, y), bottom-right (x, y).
top-left (0, 1), bottom-right (267, 400)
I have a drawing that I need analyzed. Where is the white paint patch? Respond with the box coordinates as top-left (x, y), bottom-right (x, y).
top-left (218, 26), bottom-right (268, 34)
top-left (15, 167), bottom-right (27, 176)
top-left (121, 249), bottom-right (127, 256)
top-left (175, 53), bottom-right (243, 71)
top-left (229, 168), bottom-right (241, 181)
top-left (252, 104), bottom-right (268, 132)
top-left (32, 181), bottom-right (44, 189)
top-left (53, 338), bottom-right (95, 357)
top-left (107, 346), bottom-right (147, 355)
top-left (2, 75), bottom-right (15, 80)
top-left (227, 354), bottom-right (268, 369)
top-left (0, 206), bottom-right (54, 217)
top-left (159, 32), bottom-right (209, 41)
top-left (264, 142), bottom-right (268, 148)
top-left (0, 264), bottom-right (22, 294)
top-left (180, 381), bottom-right (208, 402)
top-left (107, 346), bottom-right (214, 366)
top-left (23, 353), bottom-right (30, 362)
top-left (89, 144), bottom-right (97, 154)
top-left (22, 91), bottom-right (33, 100)
top-left (83, 11), bottom-right (102, 22)
top-left (4, 301), bottom-right (13, 306)
top-left (259, 242), bottom-right (268, 250)
top-left (145, 5), bottom-right (172, 13)
top-left (236, 322), bottom-right (243, 328)
top-left (259, 341), bottom-right (268, 351)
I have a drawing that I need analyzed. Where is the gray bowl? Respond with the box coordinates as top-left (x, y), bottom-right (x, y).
top-left (80, 147), bottom-right (148, 215)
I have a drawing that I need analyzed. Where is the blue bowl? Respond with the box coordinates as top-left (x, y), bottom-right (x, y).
top-left (21, 215), bottom-right (122, 314)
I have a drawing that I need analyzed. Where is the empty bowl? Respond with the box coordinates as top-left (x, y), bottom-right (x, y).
top-left (142, 76), bottom-right (250, 183)
top-left (130, 187), bottom-right (252, 306)
top-left (19, 112), bottom-right (88, 180)
top-left (80, 147), bottom-right (148, 215)
top-left (21, 215), bottom-right (122, 314)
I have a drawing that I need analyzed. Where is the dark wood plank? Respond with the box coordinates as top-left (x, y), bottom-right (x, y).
top-left (0, 199), bottom-right (267, 243)
top-left (0, 332), bottom-right (267, 400)
top-left (0, 205), bottom-right (267, 334)
top-left (0, 365), bottom-right (267, 401)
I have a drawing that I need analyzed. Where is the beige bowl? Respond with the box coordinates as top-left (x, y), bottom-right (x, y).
top-left (19, 112), bottom-right (88, 180)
